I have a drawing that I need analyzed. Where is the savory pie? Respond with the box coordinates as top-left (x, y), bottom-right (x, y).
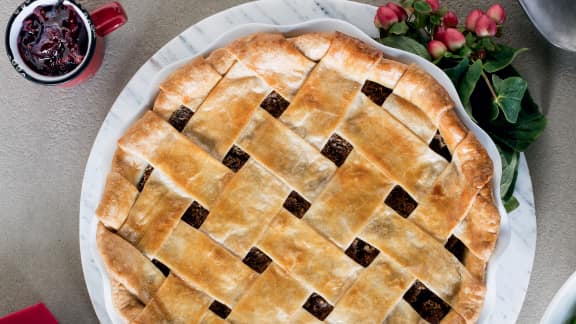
top-left (95, 31), bottom-right (500, 323)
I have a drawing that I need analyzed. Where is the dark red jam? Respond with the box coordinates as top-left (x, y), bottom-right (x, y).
top-left (17, 4), bottom-right (88, 76)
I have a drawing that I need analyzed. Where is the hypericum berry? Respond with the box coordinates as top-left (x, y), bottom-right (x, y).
top-left (486, 3), bottom-right (506, 24)
top-left (443, 28), bottom-right (466, 51)
top-left (385, 2), bottom-right (407, 21)
top-left (425, 0), bottom-right (440, 12)
top-left (474, 49), bottom-right (486, 60)
top-left (465, 9), bottom-right (484, 31)
top-left (434, 25), bottom-right (447, 43)
top-left (475, 14), bottom-right (497, 37)
top-left (428, 40), bottom-right (447, 59)
top-left (443, 11), bottom-right (458, 27)
top-left (375, 6), bottom-right (399, 29)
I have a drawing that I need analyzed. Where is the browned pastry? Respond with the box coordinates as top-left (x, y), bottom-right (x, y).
top-left (95, 31), bottom-right (500, 324)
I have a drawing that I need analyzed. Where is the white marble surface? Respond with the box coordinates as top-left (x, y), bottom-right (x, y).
top-left (76, 1), bottom-right (536, 323)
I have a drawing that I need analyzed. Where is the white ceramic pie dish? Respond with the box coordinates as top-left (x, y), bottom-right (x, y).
top-left (540, 270), bottom-right (576, 324)
top-left (80, 19), bottom-right (511, 324)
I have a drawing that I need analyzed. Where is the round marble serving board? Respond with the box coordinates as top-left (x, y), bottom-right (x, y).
top-left (79, 1), bottom-right (537, 323)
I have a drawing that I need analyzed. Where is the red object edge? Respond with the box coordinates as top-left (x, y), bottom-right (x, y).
top-left (0, 303), bottom-right (58, 324)
top-left (90, 2), bottom-right (128, 37)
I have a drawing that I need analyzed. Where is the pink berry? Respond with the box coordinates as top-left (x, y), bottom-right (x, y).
top-left (434, 25), bottom-right (447, 43)
top-left (428, 40), bottom-right (447, 59)
top-left (425, 0), bottom-right (440, 11)
top-left (465, 9), bottom-right (484, 32)
top-left (486, 3), bottom-right (506, 24)
top-left (443, 28), bottom-right (466, 51)
top-left (443, 11), bottom-right (459, 27)
top-left (475, 14), bottom-right (497, 37)
top-left (375, 6), bottom-right (399, 29)
top-left (385, 2), bottom-right (407, 21)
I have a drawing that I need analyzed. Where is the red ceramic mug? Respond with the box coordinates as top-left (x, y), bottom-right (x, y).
top-left (5, 0), bottom-right (127, 87)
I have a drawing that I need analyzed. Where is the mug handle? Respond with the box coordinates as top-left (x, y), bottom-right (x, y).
top-left (90, 2), bottom-right (127, 37)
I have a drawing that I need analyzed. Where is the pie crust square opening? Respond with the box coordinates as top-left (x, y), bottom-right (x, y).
top-left (181, 201), bottom-right (210, 229)
top-left (152, 259), bottom-right (170, 277)
top-left (242, 247), bottom-right (273, 274)
top-left (384, 185), bottom-right (418, 218)
top-left (283, 191), bottom-right (311, 219)
top-left (345, 238), bottom-right (380, 267)
top-left (222, 145), bottom-right (251, 172)
top-left (429, 131), bottom-right (452, 162)
top-left (403, 280), bottom-right (451, 323)
top-left (168, 105), bottom-right (195, 132)
top-left (302, 292), bottom-right (334, 321)
top-left (209, 300), bottom-right (232, 319)
top-left (260, 91), bottom-right (290, 118)
top-left (321, 133), bottom-right (354, 167)
top-left (137, 165), bottom-right (154, 192)
top-left (361, 80), bottom-right (392, 106)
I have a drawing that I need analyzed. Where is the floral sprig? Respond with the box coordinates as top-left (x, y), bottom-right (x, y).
top-left (374, 0), bottom-right (546, 212)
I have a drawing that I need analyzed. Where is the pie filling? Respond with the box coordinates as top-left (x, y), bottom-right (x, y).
top-left (136, 165), bottom-right (154, 192)
top-left (344, 238), bottom-right (380, 267)
top-left (403, 280), bottom-right (451, 323)
top-left (321, 133), bottom-right (354, 167)
top-left (151, 259), bottom-right (170, 277)
top-left (222, 145), bottom-right (251, 172)
top-left (260, 91), bottom-right (290, 118)
top-left (242, 247), bottom-right (273, 274)
top-left (168, 105), bottom-right (195, 132)
top-left (429, 131), bottom-right (452, 162)
top-left (209, 300), bottom-right (232, 319)
top-left (181, 201), bottom-right (209, 229)
top-left (445, 235), bottom-right (468, 263)
top-left (282, 191), bottom-right (311, 219)
top-left (361, 80), bottom-right (392, 106)
top-left (303, 292), bottom-right (335, 321)
top-left (384, 185), bottom-right (419, 218)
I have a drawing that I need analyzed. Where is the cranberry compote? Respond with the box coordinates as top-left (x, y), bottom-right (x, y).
top-left (17, 4), bottom-right (89, 76)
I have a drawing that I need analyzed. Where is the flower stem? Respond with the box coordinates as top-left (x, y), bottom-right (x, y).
top-left (481, 70), bottom-right (498, 100)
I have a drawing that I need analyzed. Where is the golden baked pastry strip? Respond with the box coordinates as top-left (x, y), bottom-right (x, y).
top-left (280, 32), bottom-right (382, 149)
top-left (339, 92), bottom-right (449, 201)
top-left (181, 61), bottom-right (271, 160)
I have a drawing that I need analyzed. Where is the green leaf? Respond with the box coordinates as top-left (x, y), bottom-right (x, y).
top-left (478, 66), bottom-right (547, 152)
top-left (401, 0), bottom-right (414, 7)
top-left (444, 52), bottom-right (464, 59)
top-left (498, 145), bottom-right (519, 202)
top-left (443, 57), bottom-right (469, 84)
top-left (458, 46), bottom-right (474, 58)
top-left (414, 12), bottom-right (428, 29)
top-left (465, 33), bottom-right (478, 48)
top-left (498, 142), bottom-right (520, 212)
top-left (489, 101), bottom-right (500, 120)
top-left (492, 75), bottom-right (528, 123)
top-left (413, 0), bottom-right (432, 14)
top-left (486, 94), bottom-right (547, 152)
top-left (484, 45), bottom-right (528, 73)
top-left (479, 38), bottom-right (496, 51)
top-left (389, 21), bottom-right (409, 35)
top-left (379, 36), bottom-right (431, 60)
top-left (430, 14), bottom-right (442, 26)
top-left (504, 196), bottom-right (519, 212)
top-left (457, 59), bottom-right (483, 109)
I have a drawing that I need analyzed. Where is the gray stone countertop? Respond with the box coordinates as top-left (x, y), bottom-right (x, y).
top-left (0, 0), bottom-right (574, 323)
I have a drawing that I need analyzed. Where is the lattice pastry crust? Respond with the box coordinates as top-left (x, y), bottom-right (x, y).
top-left (95, 32), bottom-right (500, 324)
